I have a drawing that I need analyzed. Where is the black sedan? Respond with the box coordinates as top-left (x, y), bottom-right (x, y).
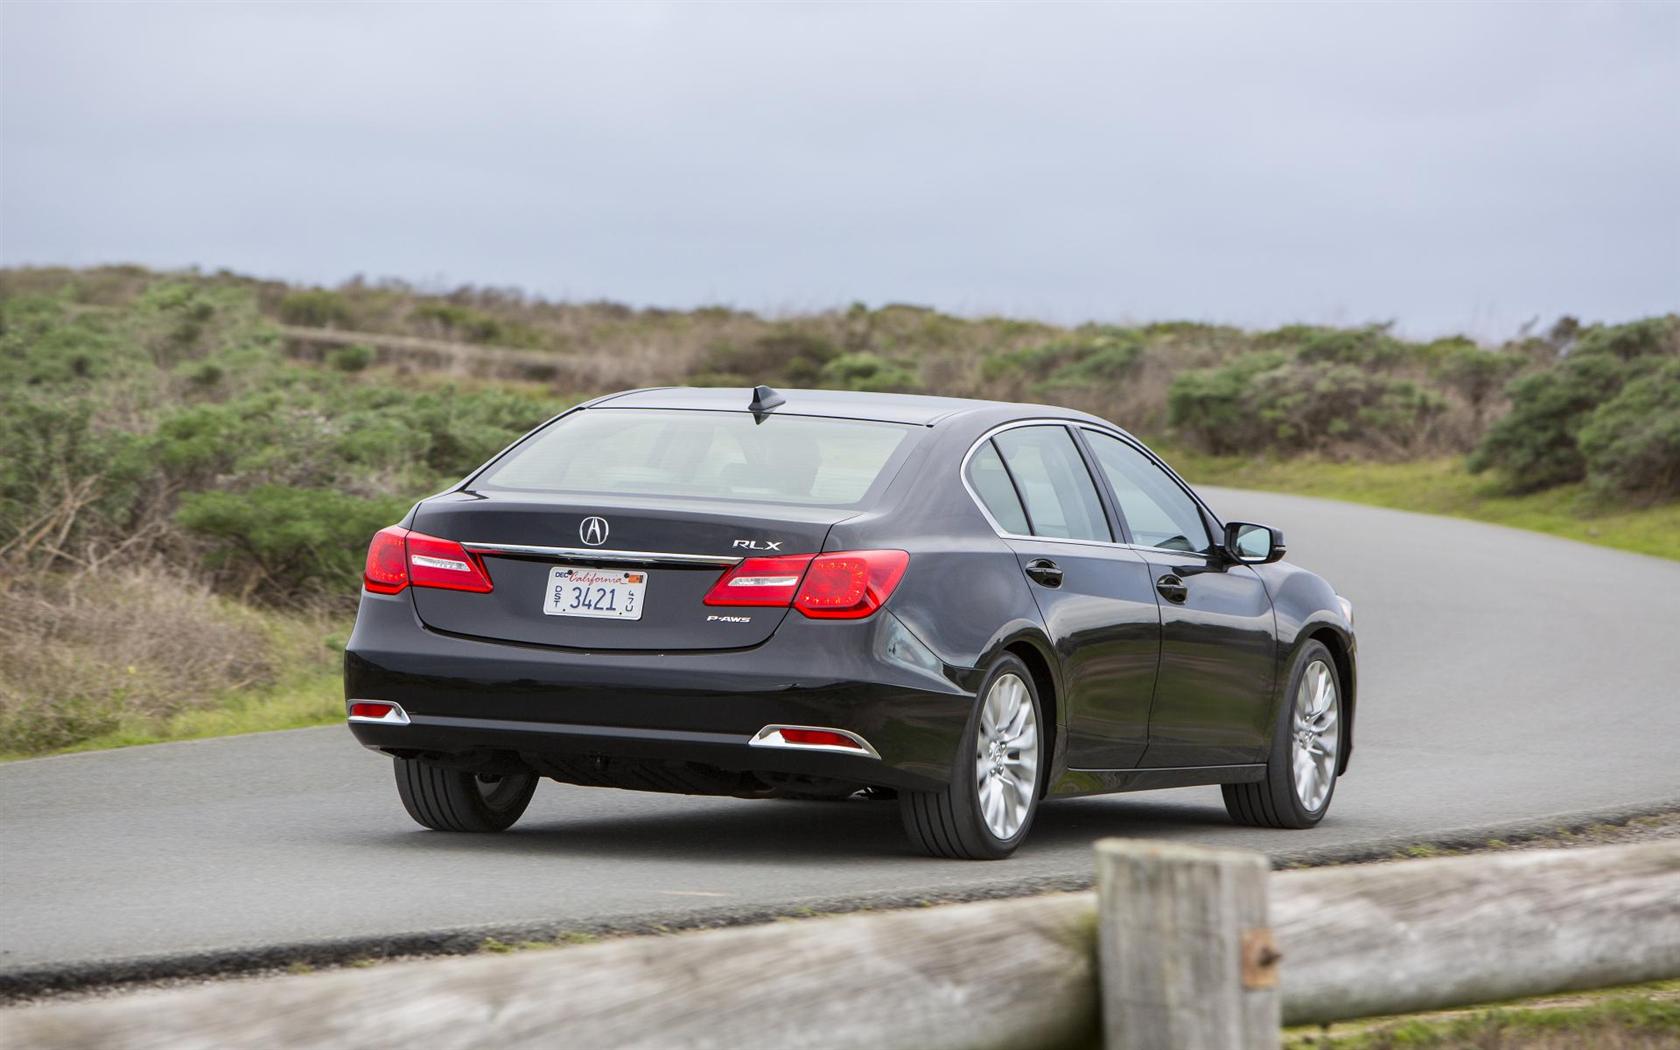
top-left (346, 386), bottom-right (1356, 859)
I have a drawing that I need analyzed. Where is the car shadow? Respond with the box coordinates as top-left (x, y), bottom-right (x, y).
top-left (350, 791), bottom-right (1240, 864)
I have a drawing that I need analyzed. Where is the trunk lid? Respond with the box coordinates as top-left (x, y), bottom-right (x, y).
top-left (408, 491), bottom-right (848, 650)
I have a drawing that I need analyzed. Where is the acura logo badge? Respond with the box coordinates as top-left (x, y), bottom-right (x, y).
top-left (579, 516), bottom-right (609, 546)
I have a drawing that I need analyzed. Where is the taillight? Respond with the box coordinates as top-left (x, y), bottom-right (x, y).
top-left (406, 531), bottom-right (494, 592)
top-left (362, 526), bottom-right (494, 595)
top-left (364, 526), bottom-right (410, 594)
top-left (795, 550), bottom-right (909, 619)
top-left (703, 554), bottom-right (816, 606)
top-left (702, 549), bottom-right (908, 620)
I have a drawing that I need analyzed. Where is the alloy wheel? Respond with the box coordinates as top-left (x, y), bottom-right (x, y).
top-left (1291, 659), bottom-right (1339, 812)
top-left (974, 672), bottom-right (1040, 839)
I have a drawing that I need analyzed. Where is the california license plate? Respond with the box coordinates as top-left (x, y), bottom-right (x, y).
top-left (543, 566), bottom-right (646, 620)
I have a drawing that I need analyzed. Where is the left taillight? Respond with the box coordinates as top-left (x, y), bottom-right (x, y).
top-left (363, 525), bottom-right (494, 595)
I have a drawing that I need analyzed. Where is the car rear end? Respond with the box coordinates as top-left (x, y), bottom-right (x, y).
top-left (344, 399), bottom-right (972, 797)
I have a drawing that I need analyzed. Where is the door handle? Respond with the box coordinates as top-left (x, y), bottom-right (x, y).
top-left (1024, 559), bottom-right (1063, 588)
top-left (1156, 573), bottom-right (1189, 603)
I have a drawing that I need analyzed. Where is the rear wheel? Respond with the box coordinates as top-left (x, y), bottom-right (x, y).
top-left (394, 758), bottom-right (538, 832)
top-left (900, 654), bottom-right (1043, 859)
top-left (1223, 640), bottom-right (1342, 829)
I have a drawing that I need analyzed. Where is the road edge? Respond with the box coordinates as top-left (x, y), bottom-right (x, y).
top-left (5, 796), bottom-right (1676, 1003)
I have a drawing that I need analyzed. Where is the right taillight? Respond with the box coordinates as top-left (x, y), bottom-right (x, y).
top-left (362, 526), bottom-right (494, 595)
top-left (795, 550), bottom-right (909, 619)
top-left (702, 549), bottom-right (908, 620)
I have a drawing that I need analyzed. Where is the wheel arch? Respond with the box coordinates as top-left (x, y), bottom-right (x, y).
top-left (974, 626), bottom-right (1063, 784)
top-left (1300, 624), bottom-right (1356, 774)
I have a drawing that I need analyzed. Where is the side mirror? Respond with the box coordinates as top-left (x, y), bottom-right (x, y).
top-left (1223, 521), bottom-right (1286, 564)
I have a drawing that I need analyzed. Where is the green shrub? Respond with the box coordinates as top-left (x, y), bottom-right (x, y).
top-left (1579, 359), bottom-right (1680, 498)
top-left (1429, 341), bottom-right (1525, 420)
top-left (693, 332), bottom-right (839, 387)
top-left (818, 352), bottom-right (918, 392)
top-left (1165, 352), bottom-right (1289, 454)
top-left (176, 486), bottom-right (412, 600)
top-left (328, 344), bottom-right (374, 372)
top-left (981, 330), bottom-right (1141, 384)
top-left (1291, 325), bottom-right (1413, 367)
top-left (1469, 317), bottom-right (1679, 492)
top-left (278, 289), bottom-right (352, 328)
top-left (1169, 355), bottom-right (1445, 456)
top-left (0, 394), bottom-right (152, 566)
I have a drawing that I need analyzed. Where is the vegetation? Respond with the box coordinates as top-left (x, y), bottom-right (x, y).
top-left (1285, 981), bottom-right (1680, 1049)
top-left (1163, 452), bottom-right (1679, 560)
top-left (1, 264), bottom-right (1674, 756)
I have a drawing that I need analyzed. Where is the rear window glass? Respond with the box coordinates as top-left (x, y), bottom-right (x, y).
top-left (474, 409), bottom-right (916, 506)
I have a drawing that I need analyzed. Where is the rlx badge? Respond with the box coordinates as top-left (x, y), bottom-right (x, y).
top-left (732, 539), bottom-right (783, 551)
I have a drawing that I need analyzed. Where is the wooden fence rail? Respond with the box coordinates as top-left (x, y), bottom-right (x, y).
top-left (3, 840), bottom-right (1675, 1050)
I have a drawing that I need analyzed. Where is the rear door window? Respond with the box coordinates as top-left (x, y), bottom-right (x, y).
top-left (475, 409), bottom-right (916, 507)
top-left (992, 426), bottom-right (1111, 542)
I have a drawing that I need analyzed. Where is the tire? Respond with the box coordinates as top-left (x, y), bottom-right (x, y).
top-left (1224, 640), bottom-right (1343, 829)
top-left (394, 757), bottom-right (539, 832)
top-left (900, 654), bottom-right (1045, 860)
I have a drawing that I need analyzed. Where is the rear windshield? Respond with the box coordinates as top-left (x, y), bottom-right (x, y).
top-left (474, 409), bottom-right (917, 506)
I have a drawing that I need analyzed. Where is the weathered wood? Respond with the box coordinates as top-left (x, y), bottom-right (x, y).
top-left (0, 893), bottom-right (1099, 1050)
top-left (1096, 839), bottom-right (1279, 1050)
top-left (1275, 839), bottom-right (1680, 1025)
top-left (3, 841), bottom-right (1675, 1049)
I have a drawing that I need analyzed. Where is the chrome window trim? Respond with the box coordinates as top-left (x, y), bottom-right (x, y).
top-left (460, 542), bottom-right (742, 568)
top-left (958, 418), bottom-right (1220, 561)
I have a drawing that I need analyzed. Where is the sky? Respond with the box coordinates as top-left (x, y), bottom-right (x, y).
top-left (2, 1), bottom-right (1676, 339)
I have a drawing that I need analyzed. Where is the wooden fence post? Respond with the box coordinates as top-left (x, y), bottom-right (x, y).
top-left (1096, 839), bottom-right (1280, 1050)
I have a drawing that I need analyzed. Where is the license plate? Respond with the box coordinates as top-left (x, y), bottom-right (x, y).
top-left (543, 566), bottom-right (647, 620)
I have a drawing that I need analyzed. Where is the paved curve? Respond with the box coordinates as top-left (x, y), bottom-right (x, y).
top-left (4, 489), bottom-right (1679, 983)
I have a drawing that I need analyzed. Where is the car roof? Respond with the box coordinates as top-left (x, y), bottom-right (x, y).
top-left (588, 386), bottom-right (1086, 426)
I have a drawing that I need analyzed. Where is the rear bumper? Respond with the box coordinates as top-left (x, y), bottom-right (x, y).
top-left (344, 590), bottom-right (976, 792)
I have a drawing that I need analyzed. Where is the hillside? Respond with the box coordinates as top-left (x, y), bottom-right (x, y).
top-left (1, 265), bottom-right (1675, 756)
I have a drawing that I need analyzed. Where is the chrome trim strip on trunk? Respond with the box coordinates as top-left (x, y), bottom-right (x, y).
top-left (460, 542), bottom-right (742, 567)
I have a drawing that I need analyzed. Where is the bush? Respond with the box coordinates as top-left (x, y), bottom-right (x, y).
top-left (1169, 356), bottom-right (1446, 457)
top-left (819, 352), bottom-right (918, 392)
top-left (328, 344), bottom-right (374, 372)
top-left (1466, 355), bottom-right (1625, 490)
top-left (1165, 352), bottom-right (1289, 454)
top-left (176, 486), bottom-right (412, 600)
top-left (0, 394), bottom-right (152, 567)
top-left (1291, 325), bottom-right (1413, 367)
top-left (278, 289), bottom-right (352, 328)
top-left (981, 330), bottom-right (1143, 388)
top-left (1578, 359), bottom-right (1680, 498)
top-left (692, 332), bottom-right (839, 387)
top-left (1469, 317), bottom-right (1679, 492)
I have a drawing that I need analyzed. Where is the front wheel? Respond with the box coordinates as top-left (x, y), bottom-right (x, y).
top-left (1224, 640), bottom-right (1342, 829)
top-left (900, 654), bottom-right (1044, 859)
top-left (394, 758), bottom-right (538, 832)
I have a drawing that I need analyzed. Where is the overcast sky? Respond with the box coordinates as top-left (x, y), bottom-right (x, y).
top-left (2, 2), bottom-right (1676, 338)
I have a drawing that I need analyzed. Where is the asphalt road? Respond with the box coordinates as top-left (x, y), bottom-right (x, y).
top-left (4, 489), bottom-right (1679, 983)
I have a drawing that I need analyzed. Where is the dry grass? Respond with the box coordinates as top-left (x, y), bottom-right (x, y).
top-left (0, 565), bottom-right (335, 754)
